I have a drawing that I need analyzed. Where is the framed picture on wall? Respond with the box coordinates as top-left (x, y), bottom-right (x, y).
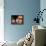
top-left (11, 15), bottom-right (24, 25)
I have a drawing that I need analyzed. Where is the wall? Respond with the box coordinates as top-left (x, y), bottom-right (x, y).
top-left (40, 0), bottom-right (46, 26)
top-left (4, 0), bottom-right (40, 42)
top-left (0, 0), bottom-right (4, 42)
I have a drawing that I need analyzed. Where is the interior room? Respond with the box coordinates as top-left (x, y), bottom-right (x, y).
top-left (0, 0), bottom-right (46, 46)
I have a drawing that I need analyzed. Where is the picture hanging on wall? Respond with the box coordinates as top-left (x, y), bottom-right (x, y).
top-left (11, 15), bottom-right (24, 25)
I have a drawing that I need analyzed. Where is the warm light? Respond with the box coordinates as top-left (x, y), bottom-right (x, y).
top-left (18, 16), bottom-right (23, 19)
top-left (0, 0), bottom-right (4, 43)
top-left (0, 8), bottom-right (4, 42)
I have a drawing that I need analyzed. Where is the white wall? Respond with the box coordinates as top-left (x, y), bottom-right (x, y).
top-left (40, 0), bottom-right (46, 27)
top-left (0, 0), bottom-right (4, 42)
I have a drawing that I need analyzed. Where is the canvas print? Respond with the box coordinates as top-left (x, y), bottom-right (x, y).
top-left (11, 15), bottom-right (24, 25)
